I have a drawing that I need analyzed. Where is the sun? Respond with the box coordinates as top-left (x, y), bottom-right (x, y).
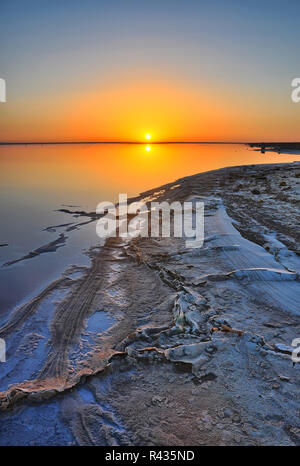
top-left (145, 133), bottom-right (151, 140)
top-left (145, 145), bottom-right (151, 151)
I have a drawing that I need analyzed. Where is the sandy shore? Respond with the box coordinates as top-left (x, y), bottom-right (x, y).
top-left (0, 162), bottom-right (300, 445)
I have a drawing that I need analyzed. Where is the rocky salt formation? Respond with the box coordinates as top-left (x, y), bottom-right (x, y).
top-left (0, 162), bottom-right (299, 445)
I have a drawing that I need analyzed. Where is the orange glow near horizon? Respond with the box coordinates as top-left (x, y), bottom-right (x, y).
top-left (0, 74), bottom-right (300, 143)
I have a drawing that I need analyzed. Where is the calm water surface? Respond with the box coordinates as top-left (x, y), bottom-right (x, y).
top-left (0, 143), bottom-right (299, 317)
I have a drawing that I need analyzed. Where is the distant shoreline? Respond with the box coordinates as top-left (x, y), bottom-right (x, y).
top-left (0, 141), bottom-right (247, 145)
top-left (0, 141), bottom-right (299, 148)
top-left (1, 141), bottom-right (300, 156)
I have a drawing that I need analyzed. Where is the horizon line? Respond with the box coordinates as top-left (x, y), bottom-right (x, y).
top-left (0, 141), bottom-right (300, 146)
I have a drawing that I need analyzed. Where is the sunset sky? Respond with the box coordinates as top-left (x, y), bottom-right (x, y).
top-left (1, 0), bottom-right (299, 142)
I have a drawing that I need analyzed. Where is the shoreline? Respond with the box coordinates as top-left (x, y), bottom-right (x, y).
top-left (0, 161), bottom-right (300, 445)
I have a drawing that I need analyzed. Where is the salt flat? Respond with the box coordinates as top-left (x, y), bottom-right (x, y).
top-left (0, 162), bottom-right (299, 445)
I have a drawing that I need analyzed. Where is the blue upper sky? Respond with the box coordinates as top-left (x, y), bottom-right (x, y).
top-left (1, 0), bottom-right (299, 141)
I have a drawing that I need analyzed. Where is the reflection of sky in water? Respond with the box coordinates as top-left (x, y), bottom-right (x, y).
top-left (0, 143), bottom-right (299, 317)
top-left (0, 220), bottom-right (102, 319)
